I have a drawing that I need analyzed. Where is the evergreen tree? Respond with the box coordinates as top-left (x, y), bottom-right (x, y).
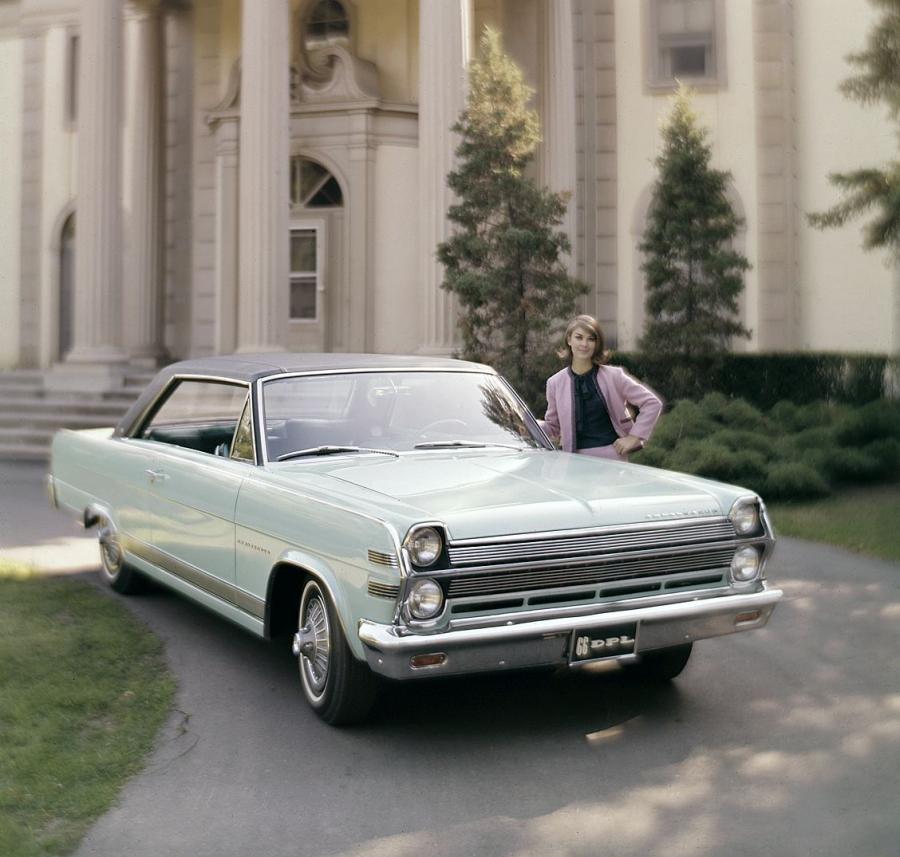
top-left (438, 28), bottom-right (588, 393)
top-left (639, 85), bottom-right (750, 358)
top-left (808, 0), bottom-right (900, 254)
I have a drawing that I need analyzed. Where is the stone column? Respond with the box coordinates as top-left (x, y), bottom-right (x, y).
top-left (59, 0), bottom-right (127, 386)
top-left (123, 1), bottom-right (167, 365)
top-left (541, 0), bottom-right (577, 274)
top-left (214, 119), bottom-right (240, 355)
top-left (237, 0), bottom-right (290, 352)
top-left (419, 0), bottom-right (472, 355)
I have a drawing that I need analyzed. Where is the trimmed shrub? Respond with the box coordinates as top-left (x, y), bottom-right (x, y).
top-left (833, 399), bottom-right (900, 446)
top-left (698, 391), bottom-right (731, 420)
top-left (783, 425), bottom-right (837, 451)
top-left (649, 400), bottom-right (717, 449)
top-left (720, 398), bottom-right (769, 431)
top-left (661, 440), bottom-right (765, 490)
top-left (630, 445), bottom-right (669, 468)
top-left (708, 428), bottom-right (777, 458)
top-left (828, 447), bottom-right (884, 483)
top-left (864, 437), bottom-right (900, 475)
top-left (764, 462), bottom-right (831, 500)
top-left (768, 400), bottom-right (799, 429)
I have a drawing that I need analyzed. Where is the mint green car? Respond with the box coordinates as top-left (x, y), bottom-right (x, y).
top-left (49, 354), bottom-right (781, 724)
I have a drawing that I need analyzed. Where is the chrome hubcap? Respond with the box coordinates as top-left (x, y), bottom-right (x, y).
top-left (299, 591), bottom-right (330, 696)
top-left (98, 524), bottom-right (122, 575)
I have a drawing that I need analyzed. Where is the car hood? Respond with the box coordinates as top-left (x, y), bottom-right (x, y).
top-left (277, 449), bottom-right (741, 540)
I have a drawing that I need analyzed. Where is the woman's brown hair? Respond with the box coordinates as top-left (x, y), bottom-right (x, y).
top-left (557, 315), bottom-right (609, 366)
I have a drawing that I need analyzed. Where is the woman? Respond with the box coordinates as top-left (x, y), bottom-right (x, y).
top-left (542, 315), bottom-right (662, 460)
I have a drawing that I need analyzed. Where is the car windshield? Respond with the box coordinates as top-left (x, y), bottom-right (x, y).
top-left (261, 370), bottom-right (548, 460)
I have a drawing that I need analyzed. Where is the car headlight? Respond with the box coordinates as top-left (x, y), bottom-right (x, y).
top-left (731, 546), bottom-right (761, 582)
top-left (405, 526), bottom-right (442, 567)
top-left (407, 578), bottom-right (444, 619)
top-left (730, 498), bottom-right (761, 536)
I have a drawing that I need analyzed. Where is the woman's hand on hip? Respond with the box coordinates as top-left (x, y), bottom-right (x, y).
top-left (613, 435), bottom-right (643, 456)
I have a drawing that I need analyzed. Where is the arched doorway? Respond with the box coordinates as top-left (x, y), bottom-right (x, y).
top-left (59, 212), bottom-right (76, 360)
top-left (287, 155), bottom-right (345, 351)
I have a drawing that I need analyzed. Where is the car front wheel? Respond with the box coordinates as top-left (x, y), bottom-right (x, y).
top-left (295, 578), bottom-right (377, 725)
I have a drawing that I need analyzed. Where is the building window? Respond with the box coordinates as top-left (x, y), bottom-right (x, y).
top-left (290, 228), bottom-right (320, 321)
top-left (646, 0), bottom-right (725, 88)
top-left (304, 0), bottom-right (350, 51)
top-left (66, 33), bottom-right (79, 124)
top-left (289, 157), bottom-right (341, 324)
top-left (290, 157), bottom-right (343, 208)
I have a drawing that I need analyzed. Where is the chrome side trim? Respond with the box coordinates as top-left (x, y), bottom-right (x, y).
top-left (123, 535), bottom-right (266, 620)
top-left (367, 578), bottom-right (401, 599)
top-left (367, 549), bottom-right (399, 568)
top-left (125, 373), bottom-right (251, 444)
top-left (46, 474), bottom-right (58, 509)
top-left (259, 367), bottom-right (497, 382)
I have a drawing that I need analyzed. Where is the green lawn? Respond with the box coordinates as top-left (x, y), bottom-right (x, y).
top-left (768, 481), bottom-right (900, 562)
top-left (0, 566), bottom-right (175, 857)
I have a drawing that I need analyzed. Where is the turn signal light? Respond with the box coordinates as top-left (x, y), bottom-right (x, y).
top-left (735, 610), bottom-right (762, 625)
top-left (410, 653), bottom-right (447, 669)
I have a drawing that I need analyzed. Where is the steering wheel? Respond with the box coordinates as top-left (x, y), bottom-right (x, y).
top-left (417, 418), bottom-right (468, 439)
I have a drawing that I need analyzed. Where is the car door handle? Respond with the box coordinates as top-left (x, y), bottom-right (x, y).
top-left (145, 469), bottom-right (169, 483)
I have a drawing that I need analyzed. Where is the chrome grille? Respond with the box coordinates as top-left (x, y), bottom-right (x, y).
top-left (446, 547), bottom-right (735, 598)
top-left (447, 519), bottom-right (735, 567)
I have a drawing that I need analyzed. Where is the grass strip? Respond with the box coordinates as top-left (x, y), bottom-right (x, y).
top-left (768, 481), bottom-right (900, 563)
top-left (0, 567), bottom-right (175, 857)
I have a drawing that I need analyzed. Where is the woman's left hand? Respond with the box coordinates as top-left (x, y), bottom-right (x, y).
top-left (613, 435), bottom-right (643, 456)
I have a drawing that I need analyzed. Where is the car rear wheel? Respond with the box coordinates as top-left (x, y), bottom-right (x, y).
top-left (295, 579), bottom-right (377, 725)
top-left (97, 516), bottom-right (144, 594)
top-left (626, 643), bottom-right (693, 681)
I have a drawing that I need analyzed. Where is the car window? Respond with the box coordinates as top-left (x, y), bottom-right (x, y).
top-left (139, 379), bottom-right (249, 456)
top-left (231, 395), bottom-right (255, 462)
top-left (262, 371), bottom-right (546, 458)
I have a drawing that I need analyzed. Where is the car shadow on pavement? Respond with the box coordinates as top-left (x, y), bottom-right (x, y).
top-left (96, 569), bottom-right (688, 740)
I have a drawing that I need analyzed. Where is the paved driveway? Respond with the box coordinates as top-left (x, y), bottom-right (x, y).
top-left (2, 463), bottom-right (898, 857)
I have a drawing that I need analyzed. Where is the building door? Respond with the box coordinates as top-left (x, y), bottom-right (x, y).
top-left (287, 156), bottom-right (344, 352)
top-left (59, 213), bottom-right (75, 360)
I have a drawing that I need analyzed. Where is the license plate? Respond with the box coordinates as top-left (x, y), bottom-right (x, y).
top-left (570, 622), bottom-right (638, 663)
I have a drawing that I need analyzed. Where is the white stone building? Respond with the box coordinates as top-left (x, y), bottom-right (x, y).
top-left (0, 0), bottom-right (897, 390)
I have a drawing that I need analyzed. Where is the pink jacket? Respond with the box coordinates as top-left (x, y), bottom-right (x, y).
top-left (541, 365), bottom-right (663, 454)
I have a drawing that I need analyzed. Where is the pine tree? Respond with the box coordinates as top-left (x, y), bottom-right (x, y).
top-left (639, 85), bottom-right (751, 359)
top-left (438, 28), bottom-right (588, 393)
top-left (808, 0), bottom-right (900, 253)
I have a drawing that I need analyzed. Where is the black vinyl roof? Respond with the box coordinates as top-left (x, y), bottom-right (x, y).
top-left (115, 352), bottom-right (494, 437)
top-left (154, 352), bottom-right (490, 381)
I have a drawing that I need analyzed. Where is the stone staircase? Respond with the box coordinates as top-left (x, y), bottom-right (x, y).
top-left (0, 368), bottom-right (156, 461)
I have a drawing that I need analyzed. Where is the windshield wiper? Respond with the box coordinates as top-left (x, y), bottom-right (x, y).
top-left (276, 445), bottom-right (398, 462)
top-left (413, 440), bottom-right (528, 451)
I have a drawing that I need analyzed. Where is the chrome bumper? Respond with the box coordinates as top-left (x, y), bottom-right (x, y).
top-left (358, 587), bottom-right (782, 680)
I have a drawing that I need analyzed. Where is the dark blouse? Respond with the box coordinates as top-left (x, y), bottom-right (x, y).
top-left (571, 368), bottom-right (619, 450)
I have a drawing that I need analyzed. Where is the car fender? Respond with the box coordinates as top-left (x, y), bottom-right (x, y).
top-left (83, 501), bottom-right (114, 531)
top-left (267, 548), bottom-right (364, 657)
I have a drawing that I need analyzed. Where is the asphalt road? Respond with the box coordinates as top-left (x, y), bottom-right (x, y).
top-left (2, 463), bottom-right (898, 857)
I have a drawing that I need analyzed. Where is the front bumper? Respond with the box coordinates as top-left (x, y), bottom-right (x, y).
top-left (358, 586), bottom-right (782, 680)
